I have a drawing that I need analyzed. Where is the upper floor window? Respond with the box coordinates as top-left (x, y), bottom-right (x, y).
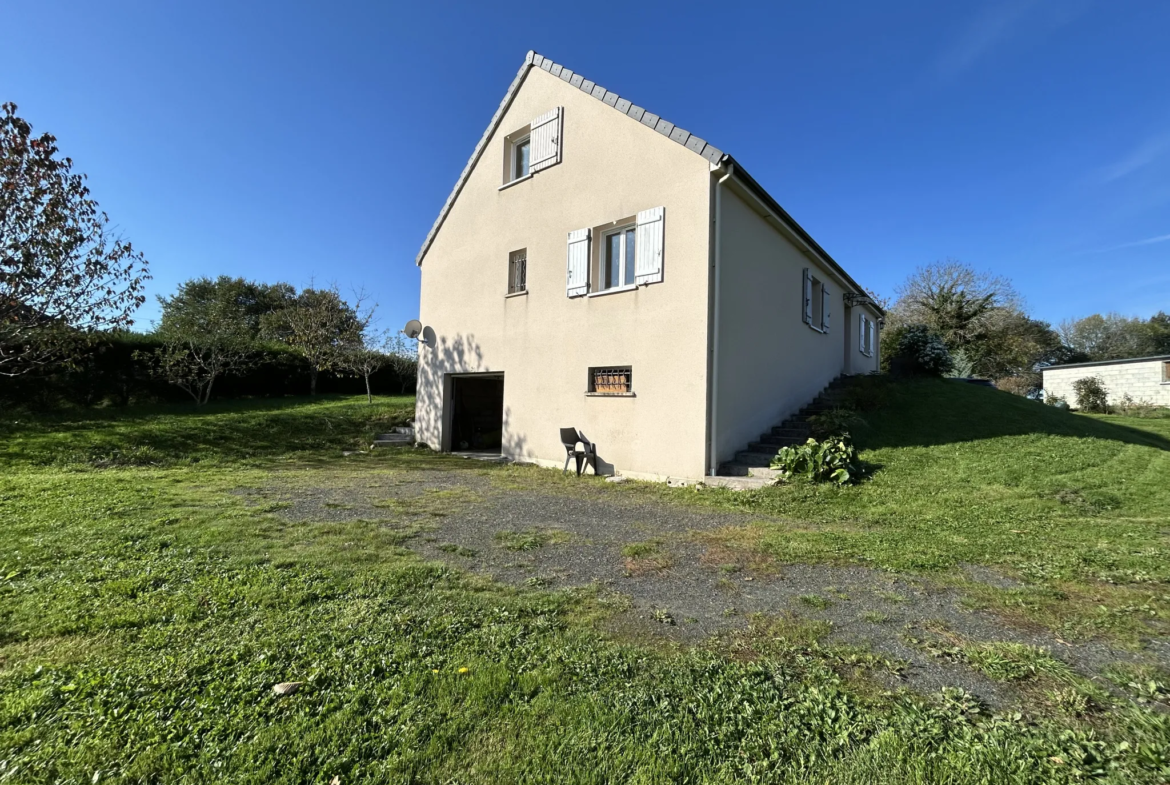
top-left (511, 136), bottom-right (530, 181)
top-left (565, 207), bottom-right (664, 298)
top-left (501, 107), bottom-right (562, 187)
top-left (602, 225), bottom-right (636, 291)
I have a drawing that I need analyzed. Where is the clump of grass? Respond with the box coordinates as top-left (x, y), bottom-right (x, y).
top-left (437, 543), bottom-right (478, 557)
top-left (622, 539), bottom-right (672, 576)
top-left (875, 590), bottom-right (907, 603)
top-left (799, 594), bottom-right (833, 610)
top-left (860, 611), bottom-right (891, 623)
top-left (494, 528), bottom-right (569, 551)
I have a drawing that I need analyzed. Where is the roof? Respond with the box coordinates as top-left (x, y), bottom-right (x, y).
top-left (1042, 354), bottom-right (1170, 372)
top-left (415, 50), bottom-right (881, 311)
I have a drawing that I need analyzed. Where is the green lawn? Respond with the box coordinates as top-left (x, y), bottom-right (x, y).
top-left (682, 378), bottom-right (1170, 645)
top-left (2, 393), bottom-right (1168, 783)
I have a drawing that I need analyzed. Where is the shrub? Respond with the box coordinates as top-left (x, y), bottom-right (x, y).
top-left (888, 325), bottom-right (953, 377)
top-left (1072, 376), bottom-right (1109, 413)
top-left (994, 374), bottom-right (1040, 398)
top-left (1043, 391), bottom-right (1070, 410)
top-left (1115, 393), bottom-right (1165, 418)
top-left (770, 435), bottom-right (862, 486)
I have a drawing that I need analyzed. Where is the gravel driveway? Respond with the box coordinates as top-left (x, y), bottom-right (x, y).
top-left (242, 457), bottom-right (1168, 708)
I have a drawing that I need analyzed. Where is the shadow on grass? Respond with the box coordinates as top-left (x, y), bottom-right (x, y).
top-left (849, 378), bottom-right (1170, 452)
top-left (0, 395), bottom-right (418, 467)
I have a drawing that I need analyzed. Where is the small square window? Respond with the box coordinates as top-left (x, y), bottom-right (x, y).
top-left (508, 249), bottom-right (527, 294)
top-left (511, 136), bottom-right (530, 181)
top-left (1163, 361), bottom-right (1170, 383)
top-left (589, 366), bottom-right (632, 394)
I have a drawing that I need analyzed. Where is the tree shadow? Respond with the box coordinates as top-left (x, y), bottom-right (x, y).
top-left (415, 331), bottom-right (530, 462)
top-left (850, 378), bottom-right (1170, 452)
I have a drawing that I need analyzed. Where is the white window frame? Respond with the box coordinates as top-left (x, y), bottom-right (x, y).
top-left (860, 314), bottom-right (874, 357)
top-left (809, 276), bottom-right (825, 333)
top-left (507, 248), bottom-right (527, 296)
top-left (597, 223), bottom-right (637, 294)
top-left (509, 135), bottom-right (531, 182)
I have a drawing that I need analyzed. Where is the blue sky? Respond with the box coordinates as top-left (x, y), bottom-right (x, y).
top-left (4, 1), bottom-right (1167, 333)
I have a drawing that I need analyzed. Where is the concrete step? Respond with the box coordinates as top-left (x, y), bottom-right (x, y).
top-left (748, 439), bottom-right (800, 453)
top-left (769, 425), bottom-right (811, 438)
top-left (734, 450), bottom-right (786, 467)
top-left (704, 475), bottom-right (774, 490)
top-left (373, 432), bottom-right (413, 447)
top-left (717, 462), bottom-right (782, 479)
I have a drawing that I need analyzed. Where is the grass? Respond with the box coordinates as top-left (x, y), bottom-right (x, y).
top-left (668, 378), bottom-right (1170, 644)
top-left (2, 394), bottom-right (1170, 782)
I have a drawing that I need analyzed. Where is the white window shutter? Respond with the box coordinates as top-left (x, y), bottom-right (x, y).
top-left (802, 269), bottom-right (812, 324)
top-left (530, 107), bottom-right (562, 172)
top-left (634, 206), bottom-right (665, 285)
top-left (822, 285), bottom-right (831, 331)
top-left (859, 315), bottom-right (866, 354)
top-left (566, 227), bottom-right (590, 297)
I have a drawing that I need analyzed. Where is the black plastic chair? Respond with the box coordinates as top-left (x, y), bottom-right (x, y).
top-left (560, 428), bottom-right (596, 476)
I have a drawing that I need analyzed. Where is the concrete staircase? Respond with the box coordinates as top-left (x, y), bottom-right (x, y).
top-left (372, 425), bottom-right (415, 447)
top-left (715, 376), bottom-right (851, 483)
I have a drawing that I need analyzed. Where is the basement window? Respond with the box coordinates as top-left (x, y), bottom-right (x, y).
top-left (588, 366), bottom-right (633, 395)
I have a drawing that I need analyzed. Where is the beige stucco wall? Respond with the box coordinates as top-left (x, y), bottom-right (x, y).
top-left (416, 67), bottom-right (713, 479)
top-left (713, 185), bottom-right (880, 466)
top-left (1043, 358), bottom-right (1170, 408)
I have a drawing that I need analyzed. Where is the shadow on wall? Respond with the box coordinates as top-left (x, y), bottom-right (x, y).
top-left (414, 331), bottom-right (529, 460)
top-left (851, 378), bottom-right (1170, 452)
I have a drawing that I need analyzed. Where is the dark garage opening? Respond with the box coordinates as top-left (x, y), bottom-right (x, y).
top-left (450, 374), bottom-right (504, 453)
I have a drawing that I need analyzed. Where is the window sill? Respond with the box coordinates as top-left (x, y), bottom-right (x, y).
top-left (504, 290), bottom-right (528, 299)
top-left (585, 392), bottom-right (636, 398)
top-left (587, 284), bottom-right (638, 298)
top-left (498, 174), bottom-right (533, 191)
top-left (806, 324), bottom-right (827, 334)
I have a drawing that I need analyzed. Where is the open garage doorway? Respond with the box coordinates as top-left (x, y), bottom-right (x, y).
top-left (448, 374), bottom-right (504, 454)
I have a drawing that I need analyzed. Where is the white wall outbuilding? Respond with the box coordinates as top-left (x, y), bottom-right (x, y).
top-left (1043, 356), bottom-right (1170, 408)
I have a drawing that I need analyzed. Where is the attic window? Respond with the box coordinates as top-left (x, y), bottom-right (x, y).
top-left (511, 136), bottom-right (531, 181)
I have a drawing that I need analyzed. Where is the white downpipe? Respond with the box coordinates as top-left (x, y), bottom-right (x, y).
top-left (708, 165), bottom-right (734, 476)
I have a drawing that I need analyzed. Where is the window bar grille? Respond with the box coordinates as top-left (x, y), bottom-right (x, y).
top-left (510, 251), bottom-right (527, 294)
top-left (591, 367), bottom-right (631, 394)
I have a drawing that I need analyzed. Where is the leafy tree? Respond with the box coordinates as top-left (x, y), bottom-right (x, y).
top-left (262, 286), bottom-right (368, 395)
top-left (157, 276), bottom-right (294, 342)
top-left (1058, 313), bottom-right (1152, 361)
top-left (890, 259), bottom-right (1021, 351)
top-left (1, 102), bottom-right (149, 376)
top-left (140, 279), bottom-right (257, 405)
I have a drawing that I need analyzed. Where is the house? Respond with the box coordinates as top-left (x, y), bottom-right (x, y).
top-left (1043, 356), bottom-right (1170, 408)
top-left (413, 51), bottom-right (883, 482)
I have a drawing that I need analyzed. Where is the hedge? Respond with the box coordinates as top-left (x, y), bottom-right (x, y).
top-left (0, 333), bottom-right (416, 411)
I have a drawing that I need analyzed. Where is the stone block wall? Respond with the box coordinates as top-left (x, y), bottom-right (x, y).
top-left (1042, 358), bottom-right (1170, 408)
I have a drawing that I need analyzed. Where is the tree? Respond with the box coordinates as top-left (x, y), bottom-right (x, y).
top-left (384, 332), bottom-right (418, 394)
top-left (1, 102), bottom-right (149, 376)
top-left (262, 286), bottom-right (368, 395)
top-left (336, 344), bottom-right (389, 403)
top-left (890, 259), bottom-right (1022, 351)
top-left (140, 278), bottom-right (257, 405)
top-left (1058, 313), bottom-right (1153, 361)
top-left (157, 276), bottom-right (294, 342)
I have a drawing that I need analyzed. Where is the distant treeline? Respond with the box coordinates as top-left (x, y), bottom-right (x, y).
top-left (0, 331), bottom-right (415, 412)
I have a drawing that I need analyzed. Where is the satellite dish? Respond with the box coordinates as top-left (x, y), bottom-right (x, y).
top-left (403, 319), bottom-right (423, 339)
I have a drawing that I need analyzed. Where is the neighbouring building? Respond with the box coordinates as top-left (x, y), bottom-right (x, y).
top-left (412, 50), bottom-right (883, 481)
top-left (1043, 356), bottom-right (1170, 408)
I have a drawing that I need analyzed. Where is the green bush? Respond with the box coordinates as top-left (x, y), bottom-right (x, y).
top-left (1072, 376), bottom-right (1110, 413)
top-left (888, 325), bottom-right (953, 377)
top-left (770, 435), bottom-right (862, 486)
top-left (1044, 391), bottom-right (1070, 410)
